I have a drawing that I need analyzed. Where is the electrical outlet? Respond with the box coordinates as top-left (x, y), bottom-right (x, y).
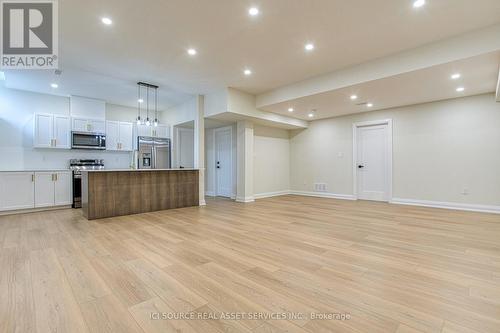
top-left (461, 187), bottom-right (469, 195)
top-left (314, 183), bottom-right (327, 192)
top-left (337, 152), bottom-right (344, 158)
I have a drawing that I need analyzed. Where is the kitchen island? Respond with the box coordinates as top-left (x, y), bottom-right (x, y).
top-left (81, 169), bottom-right (199, 220)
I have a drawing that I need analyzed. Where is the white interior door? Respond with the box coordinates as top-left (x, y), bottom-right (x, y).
top-left (215, 127), bottom-right (232, 198)
top-left (356, 123), bottom-right (390, 202)
top-left (178, 128), bottom-right (194, 168)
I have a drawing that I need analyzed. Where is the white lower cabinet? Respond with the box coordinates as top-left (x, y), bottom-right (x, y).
top-left (0, 172), bottom-right (35, 211)
top-left (54, 172), bottom-right (72, 205)
top-left (0, 171), bottom-right (72, 212)
top-left (35, 172), bottom-right (55, 208)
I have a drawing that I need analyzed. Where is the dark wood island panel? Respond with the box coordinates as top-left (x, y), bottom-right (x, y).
top-left (82, 170), bottom-right (199, 219)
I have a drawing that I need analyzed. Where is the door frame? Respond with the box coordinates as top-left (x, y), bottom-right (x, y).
top-left (352, 119), bottom-right (393, 202)
top-left (213, 126), bottom-right (233, 197)
top-left (175, 126), bottom-right (194, 168)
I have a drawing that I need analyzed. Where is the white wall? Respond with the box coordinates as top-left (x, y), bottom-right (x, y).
top-left (290, 93), bottom-right (500, 207)
top-left (0, 87), bottom-right (139, 170)
top-left (160, 97), bottom-right (197, 126)
top-left (253, 125), bottom-right (291, 197)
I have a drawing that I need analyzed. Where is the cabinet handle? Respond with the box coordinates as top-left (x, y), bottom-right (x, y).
top-left (32, 174), bottom-right (34, 182)
top-left (55, 174), bottom-right (58, 181)
top-left (54, 138), bottom-right (57, 147)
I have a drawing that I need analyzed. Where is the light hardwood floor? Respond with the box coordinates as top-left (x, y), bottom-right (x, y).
top-left (1, 195), bottom-right (499, 333)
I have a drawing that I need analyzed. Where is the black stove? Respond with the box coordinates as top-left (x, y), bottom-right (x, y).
top-left (69, 159), bottom-right (104, 208)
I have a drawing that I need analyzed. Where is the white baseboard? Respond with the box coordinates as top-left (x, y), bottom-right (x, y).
top-left (254, 190), bottom-right (291, 199)
top-left (392, 198), bottom-right (500, 214)
top-left (205, 191), bottom-right (215, 197)
top-left (290, 190), bottom-right (356, 201)
top-left (0, 205), bottom-right (72, 216)
top-left (235, 196), bottom-right (255, 203)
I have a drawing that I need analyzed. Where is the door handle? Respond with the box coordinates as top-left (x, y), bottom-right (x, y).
top-left (358, 165), bottom-right (365, 169)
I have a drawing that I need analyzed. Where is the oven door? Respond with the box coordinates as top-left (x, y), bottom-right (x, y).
top-left (72, 132), bottom-right (106, 150)
top-left (72, 173), bottom-right (82, 208)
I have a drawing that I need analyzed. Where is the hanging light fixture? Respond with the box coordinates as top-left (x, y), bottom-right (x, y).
top-left (154, 87), bottom-right (158, 127)
top-left (136, 84), bottom-right (142, 125)
top-left (137, 82), bottom-right (159, 127)
top-left (146, 85), bottom-right (151, 126)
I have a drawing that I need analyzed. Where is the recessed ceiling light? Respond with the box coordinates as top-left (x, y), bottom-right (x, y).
top-left (138, 98), bottom-right (144, 103)
top-left (308, 113), bottom-right (314, 118)
top-left (50, 83), bottom-right (58, 88)
top-left (456, 87), bottom-right (465, 92)
top-left (413, 0), bottom-right (426, 8)
top-left (367, 103), bottom-right (373, 107)
top-left (350, 95), bottom-right (358, 100)
top-left (187, 48), bottom-right (197, 56)
top-left (101, 17), bottom-right (112, 25)
top-left (304, 43), bottom-right (315, 51)
top-left (244, 69), bottom-right (252, 76)
top-left (288, 108), bottom-right (294, 112)
top-left (451, 73), bottom-right (461, 80)
top-left (248, 7), bottom-right (259, 16)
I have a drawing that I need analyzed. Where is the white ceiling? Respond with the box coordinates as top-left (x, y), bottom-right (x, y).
top-left (3, 0), bottom-right (500, 113)
top-left (261, 52), bottom-right (500, 120)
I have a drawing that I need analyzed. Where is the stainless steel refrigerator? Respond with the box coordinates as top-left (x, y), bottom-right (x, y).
top-left (138, 136), bottom-right (171, 169)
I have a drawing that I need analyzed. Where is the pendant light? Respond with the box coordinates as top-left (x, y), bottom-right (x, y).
top-left (154, 87), bottom-right (158, 127)
top-left (136, 84), bottom-right (142, 125)
top-left (145, 85), bottom-right (151, 126)
top-left (137, 82), bottom-right (159, 127)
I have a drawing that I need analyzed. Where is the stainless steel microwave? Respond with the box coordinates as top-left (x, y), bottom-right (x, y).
top-left (71, 131), bottom-right (106, 150)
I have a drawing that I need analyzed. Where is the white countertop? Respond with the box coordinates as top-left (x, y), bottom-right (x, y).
top-left (82, 168), bottom-right (198, 172)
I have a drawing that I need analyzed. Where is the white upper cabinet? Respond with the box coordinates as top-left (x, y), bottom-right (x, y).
top-left (153, 124), bottom-right (170, 138)
top-left (119, 122), bottom-right (134, 151)
top-left (70, 95), bottom-right (106, 134)
top-left (34, 114), bottom-right (53, 148)
top-left (106, 121), bottom-right (133, 151)
top-left (71, 117), bottom-right (89, 132)
top-left (89, 119), bottom-right (106, 133)
top-left (53, 116), bottom-right (71, 148)
top-left (106, 121), bottom-right (120, 151)
top-left (136, 124), bottom-right (152, 137)
top-left (135, 124), bottom-right (170, 138)
top-left (72, 117), bottom-right (105, 133)
top-left (34, 113), bottom-right (70, 149)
